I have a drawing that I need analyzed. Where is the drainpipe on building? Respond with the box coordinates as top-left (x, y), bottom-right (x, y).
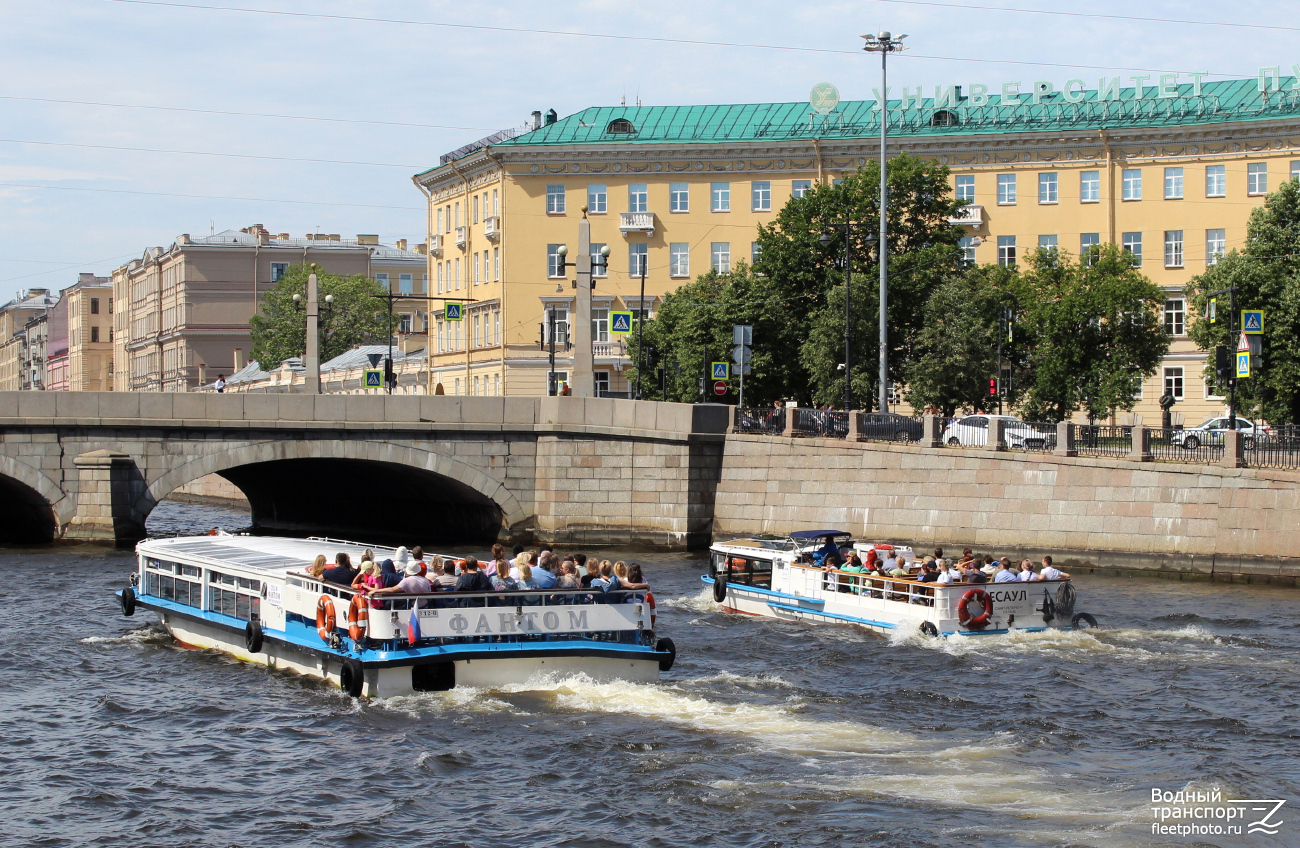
top-left (485, 149), bottom-right (507, 397)
top-left (411, 174), bottom-right (435, 395)
top-left (813, 139), bottom-right (825, 185)
top-left (1100, 128), bottom-right (1116, 246)
top-left (449, 158), bottom-right (474, 395)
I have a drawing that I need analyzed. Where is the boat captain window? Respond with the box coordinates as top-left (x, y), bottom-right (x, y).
top-left (144, 558), bottom-right (202, 607)
top-left (207, 570), bottom-right (261, 621)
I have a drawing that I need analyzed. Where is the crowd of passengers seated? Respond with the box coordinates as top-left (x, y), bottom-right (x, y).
top-left (305, 543), bottom-right (651, 608)
top-left (812, 546), bottom-right (1070, 601)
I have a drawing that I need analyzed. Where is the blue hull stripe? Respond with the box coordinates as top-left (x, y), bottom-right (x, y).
top-left (700, 576), bottom-right (825, 606)
top-left (764, 600), bottom-right (898, 630)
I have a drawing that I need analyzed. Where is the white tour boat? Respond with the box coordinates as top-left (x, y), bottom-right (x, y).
top-left (704, 530), bottom-right (1096, 638)
top-left (117, 534), bottom-right (675, 697)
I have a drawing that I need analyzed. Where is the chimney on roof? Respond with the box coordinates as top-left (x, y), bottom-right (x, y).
top-left (415, 243), bottom-right (427, 255)
top-left (177, 233), bottom-right (191, 245)
top-left (330, 234), bottom-right (340, 241)
top-left (233, 348), bottom-right (245, 371)
top-left (531, 110), bottom-right (542, 130)
top-left (357, 234), bottom-right (379, 245)
top-left (396, 239), bottom-right (408, 251)
top-left (278, 233), bottom-right (289, 240)
top-left (258, 230), bottom-right (270, 245)
top-left (545, 108), bottom-right (558, 125)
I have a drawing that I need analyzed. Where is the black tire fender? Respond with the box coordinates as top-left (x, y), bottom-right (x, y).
top-left (340, 658), bottom-right (365, 698)
top-left (120, 587), bottom-right (136, 617)
top-left (919, 621), bottom-right (939, 638)
top-left (244, 619), bottom-right (264, 653)
top-left (655, 636), bottom-right (677, 672)
top-left (1071, 612), bottom-right (1098, 629)
top-left (712, 576), bottom-right (727, 604)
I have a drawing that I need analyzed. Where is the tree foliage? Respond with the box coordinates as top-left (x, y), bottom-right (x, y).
top-left (1186, 178), bottom-right (1300, 423)
top-left (633, 154), bottom-right (966, 408)
top-left (1016, 246), bottom-right (1170, 422)
top-left (249, 264), bottom-right (390, 367)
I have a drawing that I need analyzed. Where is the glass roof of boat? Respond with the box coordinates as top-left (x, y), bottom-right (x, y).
top-left (137, 535), bottom-right (396, 574)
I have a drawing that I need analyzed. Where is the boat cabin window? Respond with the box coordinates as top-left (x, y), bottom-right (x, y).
top-left (143, 558), bottom-right (202, 607)
top-left (712, 552), bottom-right (772, 588)
top-left (206, 570), bottom-right (262, 621)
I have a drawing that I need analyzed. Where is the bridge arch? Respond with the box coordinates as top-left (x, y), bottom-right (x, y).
top-left (146, 439), bottom-right (527, 543)
top-left (0, 456), bottom-right (66, 543)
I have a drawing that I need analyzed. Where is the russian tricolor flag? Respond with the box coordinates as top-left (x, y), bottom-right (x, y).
top-left (407, 606), bottom-right (421, 646)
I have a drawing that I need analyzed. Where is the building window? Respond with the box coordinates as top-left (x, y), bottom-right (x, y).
top-left (1206, 229), bottom-right (1226, 265)
top-left (629, 183), bottom-right (648, 213)
top-left (473, 195), bottom-right (480, 223)
top-left (547, 244), bottom-right (564, 278)
top-left (400, 313), bottom-right (413, 334)
top-left (454, 202), bottom-right (460, 227)
top-left (1164, 366), bottom-right (1184, 401)
top-left (792, 179), bottom-right (813, 199)
top-left (958, 235), bottom-right (977, 265)
top-left (591, 243), bottom-right (608, 278)
top-left (711, 182), bottom-right (731, 212)
top-left (493, 309), bottom-right (500, 345)
top-left (436, 208), bottom-right (444, 233)
top-left (670, 243), bottom-right (690, 277)
top-left (594, 370), bottom-right (611, 396)
top-left (592, 308), bottom-right (609, 343)
top-left (997, 173), bottom-right (1016, 205)
top-left (1292, 161), bottom-right (1300, 182)
top-left (955, 175), bottom-right (975, 203)
top-left (376, 273), bottom-right (389, 290)
top-left (629, 243), bottom-right (648, 276)
top-left (1206, 164), bottom-right (1226, 197)
top-left (493, 247), bottom-right (500, 281)
top-left (493, 373), bottom-right (499, 395)
top-left (751, 242), bottom-right (761, 265)
top-left (1247, 162), bottom-right (1268, 196)
top-left (1122, 232), bottom-right (1143, 266)
top-left (544, 307), bottom-right (569, 345)
top-left (436, 264), bottom-right (443, 294)
top-left (473, 254), bottom-right (480, 286)
top-left (493, 189), bottom-right (499, 216)
top-left (1122, 168), bottom-right (1142, 200)
top-left (91, 326), bottom-right (100, 343)
top-left (420, 273), bottom-right (427, 295)
top-left (1038, 234), bottom-right (1058, 249)
top-left (268, 262), bottom-right (289, 284)
top-left (997, 235), bottom-right (1016, 266)
top-left (669, 183), bottom-right (689, 213)
top-left (1164, 231), bottom-right (1184, 268)
top-left (1080, 170), bottom-right (1100, 203)
top-left (90, 297), bottom-right (100, 314)
top-left (1164, 167), bottom-right (1184, 199)
top-left (399, 273), bottom-right (413, 294)
top-left (1038, 173), bottom-right (1058, 204)
top-left (1164, 299), bottom-right (1185, 336)
top-left (751, 181), bottom-right (771, 211)
top-left (546, 184), bottom-right (566, 214)
top-left (711, 242), bottom-right (731, 273)
top-left (454, 259), bottom-right (460, 290)
top-left (588, 184), bottom-right (607, 214)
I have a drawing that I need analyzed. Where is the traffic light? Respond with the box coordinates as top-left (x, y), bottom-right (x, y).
top-left (988, 378), bottom-right (998, 396)
top-left (1214, 345), bottom-right (1230, 383)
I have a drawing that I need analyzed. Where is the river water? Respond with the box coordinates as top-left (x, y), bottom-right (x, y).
top-left (4, 501), bottom-right (1297, 848)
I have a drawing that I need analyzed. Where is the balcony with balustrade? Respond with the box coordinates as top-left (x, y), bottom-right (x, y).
top-left (619, 212), bottom-right (655, 237)
top-left (484, 216), bottom-right (501, 241)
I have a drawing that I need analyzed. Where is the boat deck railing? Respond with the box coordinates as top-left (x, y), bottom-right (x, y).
top-left (786, 563), bottom-right (1066, 614)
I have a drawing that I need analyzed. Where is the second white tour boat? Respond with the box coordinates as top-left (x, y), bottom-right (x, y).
top-left (704, 530), bottom-right (1096, 638)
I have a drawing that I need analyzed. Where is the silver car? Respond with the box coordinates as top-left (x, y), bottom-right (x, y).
top-left (1170, 417), bottom-right (1268, 450)
top-left (941, 414), bottom-right (1055, 449)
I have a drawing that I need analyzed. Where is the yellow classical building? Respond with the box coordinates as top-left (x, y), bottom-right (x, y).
top-left (413, 75), bottom-right (1300, 423)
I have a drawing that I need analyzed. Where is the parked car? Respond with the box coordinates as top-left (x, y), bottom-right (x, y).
top-left (1169, 417), bottom-right (1269, 450)
top-left (941, 414), bottom-right (1056, 449)
top-left (858, 412), bottom-right (924, 442)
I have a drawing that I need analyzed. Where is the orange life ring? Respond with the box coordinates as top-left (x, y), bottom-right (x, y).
top-left (646, 591), bottom-right (657, 628)
top-left (957, 588), bottom-right (992, 630)
top-left (347, 593), bottom-right (369, 641)
top-left (316, 594), bottom-right (337, 642)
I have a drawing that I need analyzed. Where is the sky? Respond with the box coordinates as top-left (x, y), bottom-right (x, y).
top-left (0, 0), bottom-right (1293, 298)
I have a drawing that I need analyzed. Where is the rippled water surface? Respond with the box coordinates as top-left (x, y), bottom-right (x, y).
top-left (4, 501), bottom-right (1299, 847)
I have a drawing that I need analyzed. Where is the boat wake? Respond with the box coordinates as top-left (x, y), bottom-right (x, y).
top-left (79, 624), bottom-right (171, 647)
top-left (658, 587), bottom-right (719, 614)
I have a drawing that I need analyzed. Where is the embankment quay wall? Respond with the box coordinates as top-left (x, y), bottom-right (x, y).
top-left (713, 433), bottom-right (1300, 582)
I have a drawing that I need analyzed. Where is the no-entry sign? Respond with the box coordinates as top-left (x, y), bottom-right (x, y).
top-left (713, 380), bottom-right (727, 396)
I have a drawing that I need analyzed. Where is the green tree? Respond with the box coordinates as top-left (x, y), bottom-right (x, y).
top-left (633, 154), bottom-right (965, 408)
top-left (1017, 246), bottom-right (1170, 422)
top-left (1186, 178), bottom-right (1300, 423)
top-left (903, 264), bottom-right (1023, 417)
top-left (249, 264), bottom-right (389, 367)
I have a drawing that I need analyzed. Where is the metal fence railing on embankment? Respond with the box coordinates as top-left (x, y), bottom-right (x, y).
top-left (733, 407), bottom-right (785, 436)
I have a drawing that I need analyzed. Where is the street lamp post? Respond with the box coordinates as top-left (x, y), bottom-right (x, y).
top-left (820, 224), bottom-right (877, 410)
top-left (555, 235), bottom-right (610, 396)
top-left (862, 30), bottom-right (907, 413)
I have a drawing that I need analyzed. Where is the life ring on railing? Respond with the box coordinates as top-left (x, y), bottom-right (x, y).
top-left (347, 594), bottom-right (369, 641)
top-left (645, 592), bottom-right (657, 628)
top-left (316, 595), bottom-right (337, 642)
top-left (957, 588), bottom-right (992, 630)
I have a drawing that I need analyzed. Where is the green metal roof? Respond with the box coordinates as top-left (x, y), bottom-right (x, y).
top-left (491, 78), bottom-right (1299, 150)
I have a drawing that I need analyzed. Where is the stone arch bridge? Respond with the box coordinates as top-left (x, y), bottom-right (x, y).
top-left (0, 392), bottom-right (727, 547)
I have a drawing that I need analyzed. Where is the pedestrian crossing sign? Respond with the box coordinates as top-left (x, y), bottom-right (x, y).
top-left (444, 303), bottom-right (463, 321)
top-left (1241, 309), bottom-right (1264, 334)
top-left (610, 310), bottom-right (633, 335)
top-left (711, 361), bottom-right (730, 380)
top-left (363, 369), bottom-right (384, 388)
top-left (1236, 352), bottom-right (1251, 378)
